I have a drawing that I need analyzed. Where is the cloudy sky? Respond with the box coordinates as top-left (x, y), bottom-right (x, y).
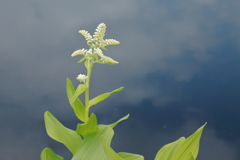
top-left (1, 0), bottom-right (240, 159)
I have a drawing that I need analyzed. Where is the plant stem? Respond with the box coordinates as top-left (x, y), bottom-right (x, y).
top-left (85, 58), bottom-right (94, 119)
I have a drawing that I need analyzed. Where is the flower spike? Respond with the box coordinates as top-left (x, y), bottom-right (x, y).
top-left (79, 30), bottom-right (93, 43)
top-left (101, 56), bottom-right (118, 64)
top-left (104, 39), bottom-right (120, 46)
top-left (93, 23), bottom-right (106, 42)
top-left (71, 49), bottom-right (87, 57)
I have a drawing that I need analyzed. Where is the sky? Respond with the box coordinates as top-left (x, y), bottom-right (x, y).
top-left (1, 0), bottom-right (240, 159)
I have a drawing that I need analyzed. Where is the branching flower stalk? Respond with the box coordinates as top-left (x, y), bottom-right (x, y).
top-left (71, 23), bottom-right (120, 121)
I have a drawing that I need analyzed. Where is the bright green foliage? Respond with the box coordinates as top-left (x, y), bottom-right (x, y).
top-left (66, 78), bottom-right (87, 122)
top-left (41, 23), bottom-right (206, 160)
top-left (76, 113), bottom-right (98, 138)
top-left (172, 123), bottom-right (206, 159)
top-left (109, 114), bottom-right (129, 128)
top-left (118, 152), bottom-right (145, 160)
top-left (70, 84), bottom-right (86, 104)
top-left (155, 137), bottom-right (185, 160)
top-left (154, 123), bottom-right (207, 160)
top-left (72, 126), bottom-right (114, 160)
top-left (118, 153), bottom-right (144, 160)
top-left (102, 137), bottom-right (124, 160)
top-left (96, 114), bottom-right (129, 132)
top-left (103, 139), bottom-right (145, 160)
top-left (44, 111), bottom-right (82, 154)
top-left (41, 148), bottom-right (64, 160)
top-left (89, 87), bottom-right (124, 108)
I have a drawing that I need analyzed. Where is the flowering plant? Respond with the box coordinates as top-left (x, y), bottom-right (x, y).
top-left (40, 23), bottom-right (206, 160)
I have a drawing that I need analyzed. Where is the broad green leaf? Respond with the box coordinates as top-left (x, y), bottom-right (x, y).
top-left (44, 111), bottom-right (82, 154)
top-left (66, 78), bottom-right (87, 122)
top-left (70, 84), bottom-right (86, 104)
top-left (76, 113), bottom-right (98, 138)
top-left (173, 123), bottom-right (207, 160)
top-left (77, 54), bottom-right (91, 63)
top-left (154, 137), bottom-right (185, 160)
top-left (40, 148), bottom-right (64, 160)
top-left (89, 87), bottom-right (124, 108)
top-left (72, 126), bottom-right (115, 160)
top-left (118, 152), bottom-right (144, 160)
top-left (102, 137), bottom-right (123, 160)
top-left (154, 123), bottom-right (206, 160)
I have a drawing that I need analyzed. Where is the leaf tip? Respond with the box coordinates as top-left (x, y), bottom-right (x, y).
top-left (44, 111), bottom-right (50, 115)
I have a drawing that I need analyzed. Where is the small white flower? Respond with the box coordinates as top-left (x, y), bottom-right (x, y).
top-left (76, 74), bottom-right (88, 82)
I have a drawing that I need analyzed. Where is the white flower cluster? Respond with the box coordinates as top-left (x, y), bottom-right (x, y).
top-left (71, 23), bottom-right (119, 65)
top-left (78, 23), bottom-right (120, 50)
top-left (76, 74), bottom-right (88, 83)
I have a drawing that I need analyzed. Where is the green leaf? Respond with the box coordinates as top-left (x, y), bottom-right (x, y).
top-left (40, 148), bottom-right (64, 160)
top-left (118, 152), bottom-right (144, 160)
top-left (84, 59), bottom-right (89, 69)
top-left (109, 114), bottom-right (130, 128)
top-left (102, 131), bottom-right (144, 160)
top-left (154, 137), bottom-right (185, 160)
top-left (76, 113), bottom-right (98, 138)
top-left (173, 123), bottom-right (207, 160)
top-left (154, 123), bottom-right (207, 160)
top-left (96, 114), bottom-right (129, 138)
top-left (72, 126), bottom-right (115, 160)
top-left (70, 84), bottom-right (86, 104)
top-left (77, 54), bottom-right (91, 63)
top-left (102, 137), bottom-right (123, 160)
top-left (66, 78), bottom-right (87, 122)
top-left (44, 111), bottom-right (82, 154)
top-left (89, 87), bottom-right (124, 108)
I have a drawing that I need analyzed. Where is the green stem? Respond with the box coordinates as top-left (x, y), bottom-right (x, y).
top-left (85, 58), bottom-right (94, 119)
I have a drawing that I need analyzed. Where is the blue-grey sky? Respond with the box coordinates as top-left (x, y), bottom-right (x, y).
top-left (1, 0), bottom-right (240, 159)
